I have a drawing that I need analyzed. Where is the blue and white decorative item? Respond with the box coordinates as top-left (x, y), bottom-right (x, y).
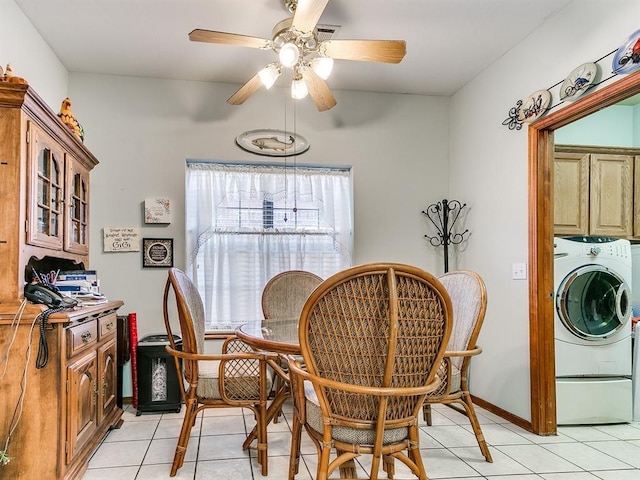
top-left (559, 62), bottom-right (598, 102)
top-left (612, 28), bottom-right (640, 75)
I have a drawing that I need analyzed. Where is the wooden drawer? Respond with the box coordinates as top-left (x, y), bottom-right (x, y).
top-left (67, 320), bottom-right (98, 357)
top-left (99, 313), bottom-right (117, 339)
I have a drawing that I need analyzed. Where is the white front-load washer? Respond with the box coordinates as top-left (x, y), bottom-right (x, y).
top-left (554, 236), bottom-right (633, 424)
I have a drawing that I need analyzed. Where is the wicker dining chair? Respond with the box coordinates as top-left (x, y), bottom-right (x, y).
top-left (422, 270), bottom-right (493, 463)
top-left (287, 263), bottom-right (453, 480)
top-left (261, 270), bottom-right (323, 421)
top-left (162, 268), bottom-right (275, 476)
top-left (261, 270), bottom-right (323, 319)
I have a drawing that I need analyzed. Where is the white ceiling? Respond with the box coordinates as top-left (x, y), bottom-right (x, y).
top-left (14, 0), bottom-right (573, 97)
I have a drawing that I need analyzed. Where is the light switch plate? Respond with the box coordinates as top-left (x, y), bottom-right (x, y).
top-left (512, 262), bottom-right (527, 280)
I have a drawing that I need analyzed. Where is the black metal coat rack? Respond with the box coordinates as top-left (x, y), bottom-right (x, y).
top-left (422, 199), bottom-right (469, 272)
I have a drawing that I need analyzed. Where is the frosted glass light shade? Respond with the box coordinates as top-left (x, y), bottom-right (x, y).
top-left (258, 64), bottom-right (281, 89)
top-left (291, 77), bottom-right (308, 99)
top-left (311, 57), bottom-right (333, 79)
top-left (279, 42), bottom-right (300, 68)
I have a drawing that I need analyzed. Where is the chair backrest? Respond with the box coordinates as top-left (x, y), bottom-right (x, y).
top-left (299, 263), bottom-right (452, 422)
top-left (437, 270), bottom-right (487, 371)
top-left (261, 270), bottom-right (323, 319)
top-left (163, 268), bottom-right (206, 384)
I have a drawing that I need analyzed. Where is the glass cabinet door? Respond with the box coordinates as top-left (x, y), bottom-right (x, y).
top-left (65, 156), bottom-right (90, 255)
top-left (28, 123), bottom-right (65, 249)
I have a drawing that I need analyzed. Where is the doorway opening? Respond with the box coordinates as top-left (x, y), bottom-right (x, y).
top-left (528, 70), bottom-right (640, 435)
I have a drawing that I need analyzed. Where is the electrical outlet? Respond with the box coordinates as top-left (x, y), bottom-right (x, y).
top-left (512, 262), bottom-right (527, 280)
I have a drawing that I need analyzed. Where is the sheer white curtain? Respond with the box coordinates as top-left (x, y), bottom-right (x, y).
top-left (186, 162), bottom-right (353, 331)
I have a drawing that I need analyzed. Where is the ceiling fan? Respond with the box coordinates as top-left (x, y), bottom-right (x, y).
top-left (188, 0), bottom-right (406, 111)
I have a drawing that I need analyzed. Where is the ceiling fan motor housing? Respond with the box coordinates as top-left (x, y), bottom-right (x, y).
top-left (272, 17), bottom-right (319, 63)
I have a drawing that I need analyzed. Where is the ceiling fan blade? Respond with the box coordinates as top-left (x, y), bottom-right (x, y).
top-left (228, 74), bottom-right (263, 105)
top-left (322, 39), bottom-right (407, 63)
top-left (291, 0), bottom-right (330, 33)
top-left (189, 29), bottom-right (270, 49)
top-left (302, 68), bottom-right (337, 111)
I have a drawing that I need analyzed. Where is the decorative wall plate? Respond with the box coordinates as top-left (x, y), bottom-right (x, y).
top-left (560, 63), bottom-right (597, 102)
top-left (518, 89), bottom-right (551, 123)
top-left (236, 129), bottom-right (309, 157)
top-left (612, 28), bottom-right (640, 75)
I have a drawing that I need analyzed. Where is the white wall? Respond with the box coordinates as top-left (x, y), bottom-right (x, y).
top-left (0, 0), bottom-right (68, 107)
top-left (449, 0), bottom-right (640, 420)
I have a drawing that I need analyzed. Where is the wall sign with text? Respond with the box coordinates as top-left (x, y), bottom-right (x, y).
top-left (144, 198), bottom-right (171, 224)
top-left (103, 227), bottom-right (140, 252)
top-left (142, 238), bottom-right (174, 268)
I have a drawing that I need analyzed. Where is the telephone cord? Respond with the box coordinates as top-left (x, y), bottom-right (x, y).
top-left (35, 306), bottom-right (67, 369)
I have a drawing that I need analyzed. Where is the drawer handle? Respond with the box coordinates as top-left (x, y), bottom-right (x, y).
top-left (81, 331), bottom-right (92, 343)
top-left (105, 322), bottom-right (114, 330)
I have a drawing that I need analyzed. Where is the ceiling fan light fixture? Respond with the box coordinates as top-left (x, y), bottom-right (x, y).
top-left (279, 42), bottom-right (300, 67)
top-left (311, 57), bottom-right (333, 79)
top-left (258, 63), bottom-right (281, 89)
top-left (291, 75), bottom-right (308, 99)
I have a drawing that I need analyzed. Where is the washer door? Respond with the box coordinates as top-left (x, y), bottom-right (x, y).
top-left (556, 265), bottom-right (631, 340)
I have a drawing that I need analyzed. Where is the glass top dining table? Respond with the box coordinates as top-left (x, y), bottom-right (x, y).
top-left (235, 316), bottom-right (301, 355)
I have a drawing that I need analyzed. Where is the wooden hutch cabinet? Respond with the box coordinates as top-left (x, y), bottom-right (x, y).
top-left (0, 83), bottom-right (123, 479)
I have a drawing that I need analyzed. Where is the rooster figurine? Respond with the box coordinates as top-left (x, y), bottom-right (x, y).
top-left (2, 64), bottom-right (28, 84)
top-left (57, 97), bottom-right (84, 141)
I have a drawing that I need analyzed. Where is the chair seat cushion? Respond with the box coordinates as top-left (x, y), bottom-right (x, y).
top-left (197, 360), bottom-right (273, 400)
top-left (450, 364), bottom-right (461, 393)
top-left (428, 362), bottom-right (462, 398)
top-left (303, 381), bottom-right (408, 445)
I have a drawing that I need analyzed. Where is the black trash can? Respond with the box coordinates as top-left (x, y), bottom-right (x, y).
top-left (136, 334), bottom-right (182, 415)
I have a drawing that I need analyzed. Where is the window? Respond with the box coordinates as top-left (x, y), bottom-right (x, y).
top-left (186, 162), bottom-right (353, 331)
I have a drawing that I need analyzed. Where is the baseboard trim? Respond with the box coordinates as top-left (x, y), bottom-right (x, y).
top-left (471, 395), bottom-right (542, 434)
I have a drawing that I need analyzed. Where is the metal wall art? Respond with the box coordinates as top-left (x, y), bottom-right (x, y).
top-left (502, 27), bottom-right (640, 130)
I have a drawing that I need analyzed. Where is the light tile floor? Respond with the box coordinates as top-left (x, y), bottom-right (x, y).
top-left (82, 401), bottom-right (640, 480)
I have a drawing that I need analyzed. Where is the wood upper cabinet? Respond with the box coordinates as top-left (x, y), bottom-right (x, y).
top-left (0, 83), bottom-right (98, 301)
top-left (65, 153), bottom-right (90, 255)
top-left (554, 145), bottom-right (637, 237)
top-left (27, 120), bottom-right (91, 255)
top-left (27, 122), bottom-right (66, 249)
top-left (554, 151), bottom-right (589, 235)
top-left (589, 153), bottom-right (633, 236)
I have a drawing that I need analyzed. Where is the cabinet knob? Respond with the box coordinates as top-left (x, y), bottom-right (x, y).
top-left (81, 331), bottom-right (92, 343)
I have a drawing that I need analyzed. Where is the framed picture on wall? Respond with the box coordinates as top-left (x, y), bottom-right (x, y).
top-left (142, 238), bottom-right (173, 268)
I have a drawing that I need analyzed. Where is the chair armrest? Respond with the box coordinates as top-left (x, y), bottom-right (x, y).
top-left (266, 356), bottom-right (290, 381)
top-left (284, 356), bottom-right (308, 423)
top-left (288, 361), bottom-right (443, 429)
top-left (165, 345), bottom-right (277, 362)
top-left (288, 361), bottom-right (442, 398)
top-left (443, 345), bottom-right (482, 358)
